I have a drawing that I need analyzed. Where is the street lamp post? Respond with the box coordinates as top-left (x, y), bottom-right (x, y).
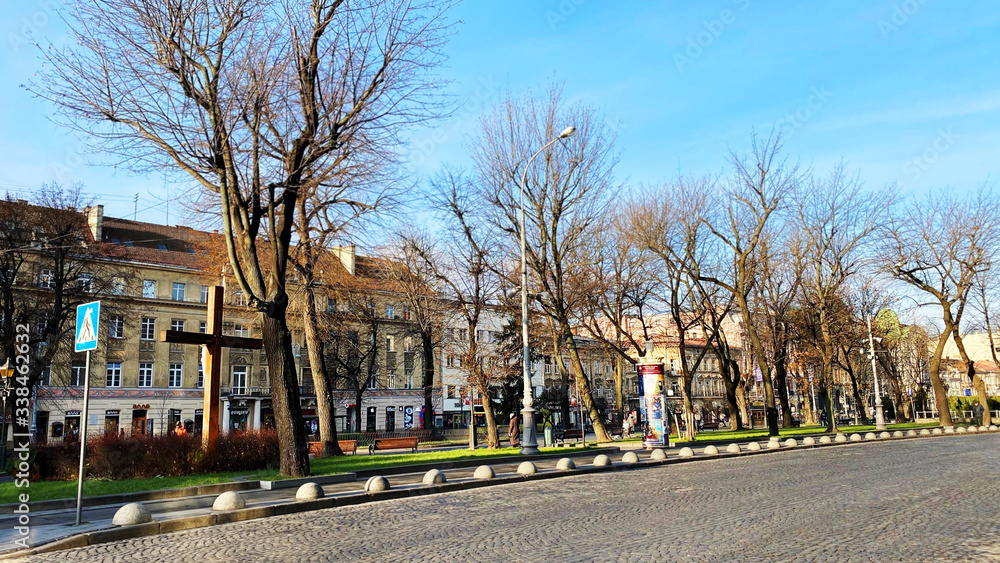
top-left (519, 125), bottom-right (575, 455)
top-left (865, 314), bottom-right (887, 431)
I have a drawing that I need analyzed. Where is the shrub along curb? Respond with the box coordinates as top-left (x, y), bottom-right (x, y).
top-left (5, 430), bottom-right (988, 559)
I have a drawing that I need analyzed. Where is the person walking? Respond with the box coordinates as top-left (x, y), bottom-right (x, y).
top-left (972, 401), bottom-right (985, 426)
top-left (174, 421), bottom-right (188, 437)
top-left (508, 413), bottom-right (520, 448)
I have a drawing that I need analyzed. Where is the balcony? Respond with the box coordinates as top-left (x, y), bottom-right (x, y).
top-left (220, 384), bottom-right (315, 398)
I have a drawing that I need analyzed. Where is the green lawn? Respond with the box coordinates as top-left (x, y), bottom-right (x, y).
top-left (2, 446), bottom-right (571, 503)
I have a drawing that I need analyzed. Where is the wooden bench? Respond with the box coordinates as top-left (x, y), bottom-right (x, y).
top-left (701, 422), bottom-right (720, 431)
top-left (369, 437), bottom-right (419, 455)
top-left (605, 425), bottom-right (623, 439)
top-left (554, 428), bottom-right (584, 445)
top-left (308, 440), bottom-right (358, 457)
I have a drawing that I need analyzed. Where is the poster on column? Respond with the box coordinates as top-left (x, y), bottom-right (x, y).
top-left (638, 362), bottom-right (667, 448)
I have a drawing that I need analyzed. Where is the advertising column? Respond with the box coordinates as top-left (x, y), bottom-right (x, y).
top-left (638, 360), bottom-right (668, 448)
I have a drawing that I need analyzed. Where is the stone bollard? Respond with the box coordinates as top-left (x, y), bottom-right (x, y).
top-left (726, 443), bottom-right (741, 453)
top-left (919, 429), bottom-right (930, 436)
top-left (517, 462), bottom-right (537, 475)
top-left (212, 491), bottom-right (246, 511)
top-left (621, 451), bottom-right (640, 463)
top-left (767, 438), bottom-right (781, 450)
top-left (979, 426), bottom-right (989, 432)
top-left (474, 465), bottom-right (495, 480)
top-left (422, 469), bottom-right (447, 485)
top-left (746, 442), bottom-right (762, 452)
top-left (556, 458), bottom-right (577, 470)
top-left (802, 437), bottom-right (816, 446)
top-left (849, 433), bottom-right (863, 442)
top-left (990, 425), bottom-right (999, 431)
top-left (892, 431), bottom-right (903, 438)
top-left (863, 432), bottom-right (877, 440)
top-left (703, 445), bottom-right (719, 456)
top-left (906, 430), bottom-right (917, 437)
top-left (956, 426), bottom-right (967, 434)
top-left (879, 431), bottom-right (891, 439)
top-left (784, 438), bottom-right (797, 447)
top-left (819, 436), bottom-right (832, 444)
top-left (113, 503), bottom-right (153, 526)
top-left (834, 434), bottom-right (847, 443)
top-left (932, 428), bottom-right (943, 435)
top-left (649, 449), bottom-right (667, 461)
top-left (593, 454), bottom-right (612, 466)
top-left (678, 447), bottom-right (695, 457)
top-left (364, 476), bottom-right (390, 492)
top-left (295, 482), bottom-right (324, 501)
top-left (967, 426), bottom-right (978, 433)
top-left (945, 427), bottom-right (956, 434)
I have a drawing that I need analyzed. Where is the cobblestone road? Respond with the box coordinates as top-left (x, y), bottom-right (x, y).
top-left (14, 435), bottom-right (1000, 562)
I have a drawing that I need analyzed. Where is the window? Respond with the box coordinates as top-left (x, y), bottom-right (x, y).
top-left (171, 319), bottom-right (185, 332)
top-left (446, 355), bottom-right (456, 368)
top-left (142, 280), bottom-right (156, 299)
top-left (385, 305), bottom-right (395, 319)
top-left (111, 276), bottom-right (126, 296)
top-left (39, 366), bottom-right (51, 386)
top-left (386, 372), bottom-right (396, 389)
top-left (105, 363), bottom-right (122, 387)
top-left (156, 243), bottom-right (168, 251)
top-left (168, 364), bottom-right (183, 387)
top-left (233, 290), bottom-right (245, 306)
top-left (197, 364), bottom-right (204, 388)
top-left (368, 374), bottom-right (378, 390)
top-left (172, 283), bottom-right (185, 301)
top-left (385, 336), bottom-right (395, 352)
top-left (200, 285), bottom-right (209, 303)
top-left (138, 363), bottom-right (153, 387)
top-left (78, 273), bottom-right (93, 292)
top-left (71, 365), bottom-right (85, 386)
top-left (404, 337), bottom-right (413, 352)
top-left (140, 317), bottom-right (155, 340)
top-left (402, 306), bottom-right (411, 321)
top-left (325, 297), bottom-right (336, 313)
top-left (199, 321), bottom-right (207, 334)
top-left (109, 316), bottom-right (125, 339)
top-left (476, 330), bottom-right (485, 342)
top-left (404, 371), bottom-right (413, 389)
top-left (231, 366), bottom-right (248, 395)
top-left (234, 323), bottom-right (249, 337)
top-left (39, 269), bottom-right (52, 289)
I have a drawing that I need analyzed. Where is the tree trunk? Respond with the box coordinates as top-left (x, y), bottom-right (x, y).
top-left (774, 355), bottom-right (794, 429)
top-left (735, 293), bottom-right (778, 436)
top-left (421, 333), bottom-right (435, 431)
top-left (844, 366), bottom-right (870, 426)
top-left (553, 330), bottom-right (570, 431)
top-left (928, 328), bottom-right (954, 427)
top-left (826, 384), bottom-right (838, 433)
top-left (481, 386), bottom-right (500, 448)
top-left (261, 313), bottom-right (310, 477)
top-left (561, 323), bottom-right (611, 442)
top-left (720, 360), bottom-right (745, 430)
top-left (951, 330), bottom-right (992, 426)
top-left (301, 289), bottom-right (341, 457)
top-left (613, 355), bottom-right (624, 425)
top-left (681, 375), bottom-right (696, 441)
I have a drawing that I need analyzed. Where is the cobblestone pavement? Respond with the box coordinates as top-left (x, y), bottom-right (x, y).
top-left (12, 435), bottom-right (1000, 562)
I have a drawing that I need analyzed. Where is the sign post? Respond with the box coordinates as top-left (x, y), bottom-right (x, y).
top-left (74, 300), bottom-right (100, 526)
top-left (638, 360), bottom-right (667, 449)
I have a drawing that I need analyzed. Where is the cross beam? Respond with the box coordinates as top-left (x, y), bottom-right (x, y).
top-left (159, 286), bottom-right (263, 451)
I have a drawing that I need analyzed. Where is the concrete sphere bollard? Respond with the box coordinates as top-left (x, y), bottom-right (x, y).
top-left (422, 469), bottom-right (447, 485)
top-left (649, 449), bottom-right (667, 461)
top-left (979, 426), bottom-right (989, 432)
top-left (879, 432), bottom-right (891, 439)
top-left (944, 427), bottom-right (955, 434)
top-left (849, 433), bottom-right (863, 442)
top-left (919, 429), bottom-right (931, 436)
top-left (932, 428), bottom-right (943, 435)
top-left (295, 482), bottom-right (325, 501)
top-left (113, 503), bottom-right (153, 526)
top-left (819, 436), bottom-right (833, 444)
top-left (621, 451), bottom-right (640, 463)
top-left (473, 465), bottom-right (495, 480)
top-left (212, 491), bottom-right (246, 511)
top-left (593, 454), bottom-right (612, 466)
top-left (678, 447), bottom-right (695, 457)
top-left (956, 426), bottom-right (967, 434)
top-left (726, 443), bottom-right (742, 453)
top-left (767, 438), bottom-right (781, 450)
top-left (802, 437), bottom-right (816, 446)
top-left (906, 430), bottom-right (917, 437)
top-left (517, 461), bottom-right (537, 475)
top-left (834, 434), bottom-right (847, 443)
top-left (556, 458), bottom-right (577, 470)
top-left (892, 431), bottom-right (904, 438)
top-left (746, 442), bottom-right (762, 452)
top-left (364, 476), bottom-right (390, 492)
top-left (967, 426), bottom-right (978, 433)
top-left (783, 438), bottom-right (798, 447)
top-left (990, 425), bottom-right (999, 431)
top-left (864, 432), bottom-right (877, 441)
top-left (703, 445), bottom-right (719, 456)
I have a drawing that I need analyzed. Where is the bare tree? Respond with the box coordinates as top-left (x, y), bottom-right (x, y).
top-left (701, 133), bottom-right (800, 437)
top-left (883, 188), bottom-right (1000, 427)
top-left (36, 0), bottom-right (454, 475)
top-left (474, 84), bottom-right (620, 442)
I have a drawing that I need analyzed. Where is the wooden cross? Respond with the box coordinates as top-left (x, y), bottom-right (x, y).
top-left (159, 286), bottom-right (263, 451)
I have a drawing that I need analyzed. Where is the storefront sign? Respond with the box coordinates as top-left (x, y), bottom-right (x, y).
top-left (105, 410), bottom-right (120, 416)
top-left (66, 410), bottom-right (81, 417)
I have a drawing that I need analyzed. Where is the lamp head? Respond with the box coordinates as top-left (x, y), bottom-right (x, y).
top-left (559, 126), bottom-right (576, 139)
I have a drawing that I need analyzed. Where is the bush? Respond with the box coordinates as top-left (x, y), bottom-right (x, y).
top-left (26, 430), bottom-right (279, 481)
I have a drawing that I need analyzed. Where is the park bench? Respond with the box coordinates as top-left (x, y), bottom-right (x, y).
top-left (308, 440), bottom-right (358, 457)
top-left (369, 436), bottom-right (419, 455)
top-left (554, 428), bottom-right (584, 445)
top-left (605, 425), bottom-right (624, 439)
top-left (701, 422), bottom-right (720, 431)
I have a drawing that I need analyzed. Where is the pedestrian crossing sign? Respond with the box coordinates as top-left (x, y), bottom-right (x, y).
top-left (75, 301), bottom-right (101, 352)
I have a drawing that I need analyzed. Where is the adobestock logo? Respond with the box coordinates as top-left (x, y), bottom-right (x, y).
top-left (772, 86), bottom-right (833, 137)
top-left (546, 0), bottom-right (589, 31)
top-left (878, 0), bottom-right (932, 40)
top-left (903, 128), bottom-right (958, 180)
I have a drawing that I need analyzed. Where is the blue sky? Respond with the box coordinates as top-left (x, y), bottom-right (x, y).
top-left (1, 0), bottom-right (998, 223)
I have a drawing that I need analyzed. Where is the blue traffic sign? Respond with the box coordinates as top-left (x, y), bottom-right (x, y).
top-left (75, 301), bottom-right (101, 352)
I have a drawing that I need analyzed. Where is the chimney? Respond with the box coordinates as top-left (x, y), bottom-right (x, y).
top-left (86, 204), bottom-right (104, 241)
top-left (333, 245), bottom-right (355, 275)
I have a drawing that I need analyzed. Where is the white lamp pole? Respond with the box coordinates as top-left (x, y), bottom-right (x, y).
top-left (866, 314), bottom-right (887, 431)
top-left (519, 126), bottom-right (575, 454)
